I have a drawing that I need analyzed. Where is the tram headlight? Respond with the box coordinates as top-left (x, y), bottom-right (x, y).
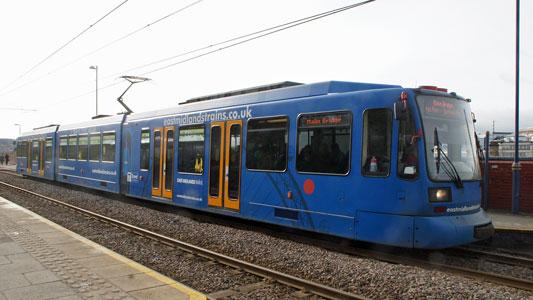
top-left (428, 187), bottom-right (452, 203)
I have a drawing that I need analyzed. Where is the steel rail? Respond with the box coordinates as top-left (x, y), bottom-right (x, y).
top-left (0, 180), bottom-right (370, 300)
top-left (337, 244), bottom-right (533, 292)
top-left (452, 247), bottom-right (533, 269)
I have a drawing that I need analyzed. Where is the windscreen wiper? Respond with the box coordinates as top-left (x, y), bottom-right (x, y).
top-left (438, 148), bottom-right (464, 189)
top-left (434, 128), bottom-right (440, 174)
top-left (433, 127), bottom-right (464, 189)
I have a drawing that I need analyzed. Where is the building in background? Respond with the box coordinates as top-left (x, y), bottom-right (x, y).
top-left (520, 127), bottom-right (533, 141)
top-left (0, 139), bottom-right (15, 154)
top-left (484, 129), bottom-right (533, 158)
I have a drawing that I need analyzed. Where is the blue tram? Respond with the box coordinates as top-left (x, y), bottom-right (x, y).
top-left (16, 124), bottom-right (58, 180)
top-left (16, 80), bottom-right (494, 248)
top-left (54, 115), bottom-right (125, 193)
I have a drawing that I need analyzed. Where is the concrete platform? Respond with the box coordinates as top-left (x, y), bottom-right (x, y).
top-left (0, 196), bottom-right (206, 300)
top-left (487, 210), bottom-right (533, 231)
top-left (0, 164), bottom-right (16, 171)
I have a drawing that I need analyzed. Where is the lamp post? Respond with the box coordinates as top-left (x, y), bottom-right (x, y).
top-left (89, 65), bottom-right (99, 116)
top-left (14, 124), bottom-right (21, 136)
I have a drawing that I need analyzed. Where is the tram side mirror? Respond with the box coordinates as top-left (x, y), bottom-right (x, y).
top-left (394, 101), bottom-right (408, 121)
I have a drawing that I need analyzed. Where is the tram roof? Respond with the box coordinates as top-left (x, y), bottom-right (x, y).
top-left (126, 80), bottom-right (402, 122)
top-left (57, 115), bottom-right (125, 132)
top-left (19, 124), bottom-right (59, 138)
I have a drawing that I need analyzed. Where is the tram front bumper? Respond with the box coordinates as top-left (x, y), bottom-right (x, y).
top-left (414, 209), bottom-right (493, 249)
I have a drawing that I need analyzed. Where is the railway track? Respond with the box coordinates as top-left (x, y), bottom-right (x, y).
top-left (322, 236), bottom-right (533, 292)
top-left (251, 210), bottom-right (533, 292)
top-left (392, 250), bottom-right (533, 292)
top-left (1, 172), bottom-right (532, 295)
top-left (0, 179), bottom-right (369, 300)
top-left (449, 247), bottom-right (533, 269)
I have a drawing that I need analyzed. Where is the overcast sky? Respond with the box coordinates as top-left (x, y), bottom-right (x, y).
top-left (0, 0), bottom-right (531, 139)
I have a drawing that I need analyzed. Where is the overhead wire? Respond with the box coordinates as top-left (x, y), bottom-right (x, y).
top-left (35, 0), bottom-right (376, 111)
top-left (0, 0), bottom-right (204, 99)
top-left (111, 0), bottom-right (375, 78)
top-left (83, 0), bottom-right (204, 58)
top-left (0, 0), bottom-right (129, 94)
top-left (143, 0), bottom-right (375, 76)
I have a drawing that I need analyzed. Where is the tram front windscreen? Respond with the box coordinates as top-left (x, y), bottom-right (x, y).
top-left (417, 95), bottom-right (482, 182)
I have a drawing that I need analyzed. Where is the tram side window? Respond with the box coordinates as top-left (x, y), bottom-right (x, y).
top-left (32, 141), bottom-right (39, 162)
top-left (67, 135), bottom-right (77, 160)
top-left (246, 117), bottom-right (288, 171)
top-left (102, 132), bottom-right (116, 163)
top-left (78, 135), bottom-right (88, 161)
top-left (397, 112), bottom-right (419, 179)
top-left (178, 125), bottom-right (205, 174)
top-left (45, 138), bottom-right (53, 162)
top-left (89, 133), bottom-right (101, 162)
top-left (296, 111), bottom-right (351, 175)
top-left (17, 141), bottom-right (27, 158)
top-left (140, 129), bottom-right (150, 170)
top-left (361, 109), bottom-right (392, 176)
top-left (59, 137), bottom-right (68, 159)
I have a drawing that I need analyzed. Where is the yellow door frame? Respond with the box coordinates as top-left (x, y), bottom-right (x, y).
top-left (223, 120), bottom-right (242, 210)
top-left (162, 127), bottom-right (174, 199)
top-left (27, 139), bottom-right (32, 174)
top-left (208, 122), bottom-right (225, 207)
top-left (38, 139), bottom-right (45, 175)
top-left (151, 128), bottom-right (163, 197)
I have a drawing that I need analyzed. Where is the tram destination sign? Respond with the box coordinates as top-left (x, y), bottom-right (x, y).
top-left (299, 112), bottom-right (351, 127)
top-left (422, 97), bottom-right (462, 119)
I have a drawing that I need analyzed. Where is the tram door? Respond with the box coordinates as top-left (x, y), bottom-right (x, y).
top-left (38, 139), bottom-right (45, 175)
top-left (27, 140), bottom-right (32, 174)
top-left (208, 120), bottom-right (242, 210)
top-left (151, 127), bottom-right (175, 199)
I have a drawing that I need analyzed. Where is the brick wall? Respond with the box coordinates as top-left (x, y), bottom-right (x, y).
top-left (483, 161), bottom-right (533, 213)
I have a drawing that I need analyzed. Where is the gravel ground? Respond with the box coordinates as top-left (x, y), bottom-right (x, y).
top-left (1, 173), bottom-right (532, 300)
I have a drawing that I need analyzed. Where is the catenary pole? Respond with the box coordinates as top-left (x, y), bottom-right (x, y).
top-left (512, 0), bottom-right (520, 214)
